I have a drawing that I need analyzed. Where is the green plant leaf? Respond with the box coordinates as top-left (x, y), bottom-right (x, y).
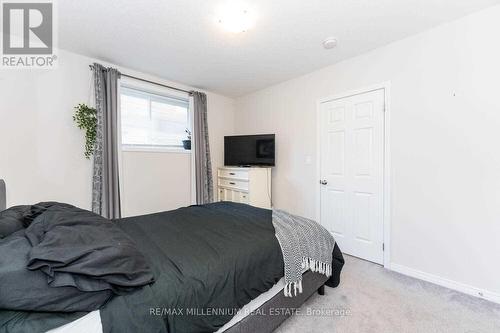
top-left (73, 103), bottom-right (97, 159)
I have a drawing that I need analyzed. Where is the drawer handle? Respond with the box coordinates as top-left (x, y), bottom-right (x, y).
top-left (229, 182), bottom-right (236, 185)
top-left (229, 172), bottom-right (236, 175)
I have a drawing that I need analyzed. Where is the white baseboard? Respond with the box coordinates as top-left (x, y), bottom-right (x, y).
top-left (389, 263), bottom-right (500, 305)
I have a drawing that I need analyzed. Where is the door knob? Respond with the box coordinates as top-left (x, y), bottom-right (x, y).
top-left (320, 180), bottom-right (328, 185)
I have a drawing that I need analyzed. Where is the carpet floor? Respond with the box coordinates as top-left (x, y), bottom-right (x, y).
top-left (275, 255), bottom-right (500, 333)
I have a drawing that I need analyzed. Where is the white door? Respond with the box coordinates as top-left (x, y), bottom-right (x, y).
top-left (319, 89), bottom-right (385, 264)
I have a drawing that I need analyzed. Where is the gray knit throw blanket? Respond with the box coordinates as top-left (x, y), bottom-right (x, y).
top-left (272, 209), bottom-right (336, 297)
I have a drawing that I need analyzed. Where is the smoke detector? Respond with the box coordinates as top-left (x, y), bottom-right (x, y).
top-left (323, 38), bottom-right (338, 50)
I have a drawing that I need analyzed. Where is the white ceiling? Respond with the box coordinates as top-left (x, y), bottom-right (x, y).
top-left (59, 0), bottom-right (500, 97)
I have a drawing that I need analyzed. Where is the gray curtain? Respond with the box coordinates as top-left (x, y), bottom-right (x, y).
top-left (192, 91), bottom-right (214, 204)
top-left (92, 63), bottom-right (121, 219)
top-left (0, 179), bottom-right (5, 211)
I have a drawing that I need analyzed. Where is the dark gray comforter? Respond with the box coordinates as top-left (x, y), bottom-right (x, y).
top-left (25, 204), bottom-right (154, 294)
top-left (0, 202), bottom-right (344, 333)
top-left (0, 202), bottom-right (154, 313)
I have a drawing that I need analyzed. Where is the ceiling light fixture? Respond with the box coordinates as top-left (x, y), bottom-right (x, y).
top-left (323, 37), bottom-right (338, 50)
top-left (216, 3), bottom-right (256, 33)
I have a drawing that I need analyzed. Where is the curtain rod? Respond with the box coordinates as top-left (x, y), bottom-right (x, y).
top-left (89, 64), bottom-right (193, 95)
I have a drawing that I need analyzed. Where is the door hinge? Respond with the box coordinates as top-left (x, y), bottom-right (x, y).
top-left (382, 243), bottom-right (385, 251)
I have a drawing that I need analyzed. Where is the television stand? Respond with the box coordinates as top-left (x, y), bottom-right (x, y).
top-left (217, 166), bottom-right (272, 209)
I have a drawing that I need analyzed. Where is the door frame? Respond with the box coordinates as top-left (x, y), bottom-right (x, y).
top-left (316, 81), bottom-right (391, 268)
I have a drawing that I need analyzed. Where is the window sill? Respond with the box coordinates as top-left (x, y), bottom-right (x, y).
top-left (122, 145), bottom-right (192, 154)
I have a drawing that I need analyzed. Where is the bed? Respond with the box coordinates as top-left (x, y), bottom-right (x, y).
top-left (0, 180), bottom-right (344, 333)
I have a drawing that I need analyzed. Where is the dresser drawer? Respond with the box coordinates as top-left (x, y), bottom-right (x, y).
top-left (218, 178), bottom-right (249, 191)
top-left (238, 192), bottom-right (249, 204)
top-left (218, 188), bottom-right (249, 205)
top-left (218, 169), bottom-right (249, 180)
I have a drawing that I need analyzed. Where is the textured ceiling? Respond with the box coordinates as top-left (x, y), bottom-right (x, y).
top-left (59, 0), bottom-right (500, 97)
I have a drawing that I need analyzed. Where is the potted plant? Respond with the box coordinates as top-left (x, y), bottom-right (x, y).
top-left (73, 103), bottom-right (97, 159)
top-left (183, 129), bottom-right (192, 150)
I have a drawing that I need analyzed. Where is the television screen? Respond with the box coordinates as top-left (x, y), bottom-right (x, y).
top-left (224, 134), bottom-right (275, 166)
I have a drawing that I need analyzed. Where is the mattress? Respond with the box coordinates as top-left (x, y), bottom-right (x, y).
top-left (48, 277), bottom-right (287, 333)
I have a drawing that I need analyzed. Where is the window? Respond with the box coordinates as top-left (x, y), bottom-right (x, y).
top-left (120, 86), bottom-right (190, 149)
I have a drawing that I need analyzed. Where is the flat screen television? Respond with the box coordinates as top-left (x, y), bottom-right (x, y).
top-left (224, 134), bottom-right (275, 166)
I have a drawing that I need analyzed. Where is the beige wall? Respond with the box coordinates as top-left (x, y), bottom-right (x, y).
top-left (121, 151), bottom-right (192, 217)
top-left (235, 5), bottom-right (500, 299)
top-left (207, 89), bottom-right (236, 195)
top-left (0, 52), bottom-right (95, 209)
top-left (0, 49), bottom-right (235, 214)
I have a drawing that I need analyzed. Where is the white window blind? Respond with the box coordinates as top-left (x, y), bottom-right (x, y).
top-left (120, 87), bottom-right (190, 149)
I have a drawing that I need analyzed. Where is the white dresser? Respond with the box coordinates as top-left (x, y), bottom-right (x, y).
top-left (217, 167), bottom-right (272, 209)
